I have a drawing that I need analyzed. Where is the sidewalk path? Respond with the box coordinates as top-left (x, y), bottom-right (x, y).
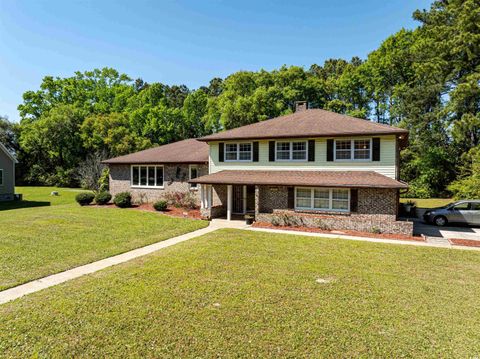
top-left (0, 220), bottom-right (245, 305)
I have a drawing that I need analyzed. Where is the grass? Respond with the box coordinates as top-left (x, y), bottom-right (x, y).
top-left (1, 229), bottom-right (480, 357)
top-left (0, 186), bottom-right (84, 210)
top-left (400, 197), bottom-right (453, 208)
top-left (0, 186), bottom-right (208, 290)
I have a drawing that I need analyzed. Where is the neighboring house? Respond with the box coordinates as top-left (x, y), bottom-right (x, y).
top-left (103, 139), bottom-right (209, 203)
top-left (105, 103), bottom-right (412, 235)
top-left (0, 142), bottom-right (17, 201)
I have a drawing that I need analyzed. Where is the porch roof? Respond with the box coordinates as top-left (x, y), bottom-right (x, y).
top-left (190, 170), bottom-right (408, 189)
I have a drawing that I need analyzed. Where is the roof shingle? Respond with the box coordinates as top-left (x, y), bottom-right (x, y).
top-left (190, 170), bottom-right (408, 189)
top-left (102, 139), bottom-right (208, 164)
top-left (199, 109), bottom-right (408, 141)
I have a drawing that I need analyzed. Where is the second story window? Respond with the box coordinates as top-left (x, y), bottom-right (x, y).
top-left (335, 139), bottom-right (371, 161)
top-left (225, 143), bottom-right (252, 161)
top-left (276, 141), bottom-right (307, 161)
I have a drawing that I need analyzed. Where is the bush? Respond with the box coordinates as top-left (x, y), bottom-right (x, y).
top-left (153, 200), bottom-right (168, 211)
top-left (75, 192), bottom-right (95, 206)
top-left (95, 191), bottom-right (112, 205)
top-left (113, 192), bottom-right (132, 208)
top-left (164, 191), bottom-right (197, 209)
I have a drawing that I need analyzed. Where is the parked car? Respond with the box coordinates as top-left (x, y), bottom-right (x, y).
top-left (423, 200), bottom-right (480, 226)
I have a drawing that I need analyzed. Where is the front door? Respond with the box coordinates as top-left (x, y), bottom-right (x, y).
top-left (232, 185), bottom-right (245, 214)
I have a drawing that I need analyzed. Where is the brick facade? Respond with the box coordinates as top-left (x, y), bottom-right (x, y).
top-left (201, 184), bottom-right (412, 235)
top-left (109, 163), bottom-right (208, 204)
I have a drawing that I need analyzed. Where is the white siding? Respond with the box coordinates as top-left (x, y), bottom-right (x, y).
top-left (209, 135), bottom-right (398, 179)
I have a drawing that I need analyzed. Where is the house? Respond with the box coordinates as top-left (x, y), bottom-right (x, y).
top-left (103, 139), bottom-right (209, 203)
top-left (0, 142), bottom-right (17, 201)
top-left (104, 104), bottom-right (413, 235)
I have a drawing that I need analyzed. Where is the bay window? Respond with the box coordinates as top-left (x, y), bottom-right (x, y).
top-left (334, 139), bottom-right (371, 161)
top-left (131, 165), bottom-right (164, 188)
top-left (225, 143), bottom-right (252, 161)
top-left (295, 187), bottom-right (350, 212)
top-left (276, 141), bottom-right (307, 161)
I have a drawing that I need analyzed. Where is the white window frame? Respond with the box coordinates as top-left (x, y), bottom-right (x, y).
top-left (0, 169), bottom-right (3, 186)
top-left (224, 142), bottom-right (253, 162)
top-left (130, 165), bottom-right (164, 188)
top-left (334, 138), bottom-right (372, 162)
top-left (275, 140), bottom-right (308, 161)
top-left (189, 164), bottom-right (198, 190)
top-left (294, 187), bottom-right (350, 212)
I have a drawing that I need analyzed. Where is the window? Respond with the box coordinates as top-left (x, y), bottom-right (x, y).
top-left (131, 165), bottom-right (164, 187)
top-left (225, 143), bottom-right (252, 161)
top-left (453, 202), bottom-right (470, 210)
top-left (335, 139), bottom-right (371, 161)
top-left (295, 187), bottom-right (350, 212)
top-left (276, 141), bottom-right (307, 161)
top-left (471, 203), bottom-right (480, 211)
top-left (0, 169), bottom-right (3, 186)
top-left (189, 165), bottom-right (198, 189)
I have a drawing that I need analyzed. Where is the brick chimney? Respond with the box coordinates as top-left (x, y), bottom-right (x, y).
top-left (295, 101), bottom-right (307, 112)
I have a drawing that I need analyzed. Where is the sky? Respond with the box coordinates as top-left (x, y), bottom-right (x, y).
top-left (0, 0), bottom-right (432, 122)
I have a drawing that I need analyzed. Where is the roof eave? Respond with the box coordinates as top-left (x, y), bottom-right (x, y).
top-left (198, 131), bottom-right (409, 142)
top-left (103, 160), bottom-right (209, 165)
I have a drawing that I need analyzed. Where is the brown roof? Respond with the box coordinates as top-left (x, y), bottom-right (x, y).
top-left (103, 139), bottom-right (208, 164)
top-left (199, 109), bottom-right (408, 141)
top-left (190, 170), bottom-right (408, 189)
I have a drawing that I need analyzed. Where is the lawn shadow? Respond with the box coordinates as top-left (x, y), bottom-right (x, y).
top-left (0, 200), bottom-right (51, 211)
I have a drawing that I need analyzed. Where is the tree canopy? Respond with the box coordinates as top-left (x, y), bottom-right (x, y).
top-left (7, 0), bottom-right (480, 197)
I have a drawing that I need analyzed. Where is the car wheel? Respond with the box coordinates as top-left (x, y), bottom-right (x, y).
top-left (434, 216), bottom-right (447, 227)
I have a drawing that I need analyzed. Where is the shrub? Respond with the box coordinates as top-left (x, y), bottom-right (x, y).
top-left (95, 191), bottom-right (112, 205)
top-left (153, 200), bottom-right (168, 211)
top-left (113, 192), bottom-right (132, 208)
top-left (75, 192), bottom-right (95, 206)
top-left (164, 191), bottom-right (197, 209)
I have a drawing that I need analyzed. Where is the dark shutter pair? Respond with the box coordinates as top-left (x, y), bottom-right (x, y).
top-left (326, 138), bottom-right (381, 161)
top-left (218, 142), bottom-right (259, 162)
top-left (269, 140), bottom-right (315, 162)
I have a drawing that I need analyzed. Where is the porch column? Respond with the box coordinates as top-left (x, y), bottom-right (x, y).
top-left (243, 185), bottom-right (247, 214)
top-left (254, 185), bottom-right (260, 218)
top-left (227, 185), bottom-right (233, 221)
top-left (200, 184), bottom-right (205, 209)
top-left (207, 185), bottom-right (212, 210)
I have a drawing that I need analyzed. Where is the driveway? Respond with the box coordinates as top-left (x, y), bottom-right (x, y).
top-left (412, 218), bottom-right (480, 240)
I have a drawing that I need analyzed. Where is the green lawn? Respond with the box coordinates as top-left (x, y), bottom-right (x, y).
top-left (400, 197), bottom-right (453, 208)
top-left (0, 186), bottom-right (208, 290)
top-left (2, 229), bottom-right (480, 357)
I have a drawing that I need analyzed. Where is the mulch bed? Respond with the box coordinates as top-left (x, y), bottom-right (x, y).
top-left (252, 222), bottom-right (425, 242)
top-left (90, 203), bottom-right (202, 220)
top-left (449, 238), bottom-right (480, 247)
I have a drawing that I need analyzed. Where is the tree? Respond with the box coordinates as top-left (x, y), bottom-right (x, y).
top-left (19, 105), bottom-right (85, 186)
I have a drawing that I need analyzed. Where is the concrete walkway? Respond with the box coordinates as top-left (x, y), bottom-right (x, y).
top-left (0, 220), bottom-right (244, 305)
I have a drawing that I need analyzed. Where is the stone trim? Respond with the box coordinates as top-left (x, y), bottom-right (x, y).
top-left (256, 209), bottom-right (413, 236)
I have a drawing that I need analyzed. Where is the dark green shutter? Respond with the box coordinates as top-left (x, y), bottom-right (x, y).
top-left (308, 140), bottom-right (315, 161)
top-left (372, 138), bottom-right (380, 161)
top-left (253, 141), bottom-right (259, 162)
top-left (287, 187), bottom-right (295, 209)
top-left (350, 189), bottom-right (358, 212)
top-left (327, 139), bottom-right (334, 161)
top-left (269, 141), bottom-right (275, 162)
top-left (219, 142), bottom-right (224, 162)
